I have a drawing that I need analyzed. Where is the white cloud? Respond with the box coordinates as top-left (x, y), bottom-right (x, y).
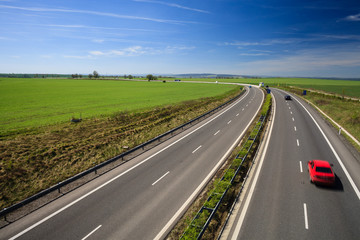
top-left (238, 46), bottom-right (360, 77)
top-left (34, 23), bottom-right (164, 32)
top-left (133, 0), bottom-right (210, 14)
top-left (0, 4), bottom-right (197, 24)
top-left (92, 39), bottom-right (105, 43)
top-left (224, 39), bottom-right (293, 47)
top-left (314, 34), bottom-right (360, 41)
top-left (89, 51), bottom-right (105, 56)
top-left (0, 36), bottom-right (14, 40)
top-left (87, 45), bottom-right (195, 57)
top-left (40, 55), bottom-right (52, 59)
top-left (239, 53), bottom-right (268, 56)
top-left (63, 55), bottom-right (93, 59)
top-left (343, 13), bottom-right (360, 22)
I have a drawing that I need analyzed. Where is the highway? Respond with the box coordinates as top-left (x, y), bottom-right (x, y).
top-left (0, 85), bottom-right (264, 240)
top-left (224, 88), bottom-right (360, 240)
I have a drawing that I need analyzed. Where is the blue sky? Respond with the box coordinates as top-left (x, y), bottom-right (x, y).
top-left (1, 0), bottom-right (360, 77)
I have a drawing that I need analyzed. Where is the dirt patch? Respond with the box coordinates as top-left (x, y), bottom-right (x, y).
top-left (315, 99), bottom-right (331, 106)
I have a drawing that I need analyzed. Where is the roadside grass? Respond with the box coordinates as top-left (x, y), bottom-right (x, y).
top-left (0, 82), bottom-right (241, 210)
top-left (0, 78), bottom-right (236, 137)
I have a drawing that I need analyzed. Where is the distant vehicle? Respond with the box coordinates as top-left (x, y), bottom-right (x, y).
top-left (175, 79), bottom-right (181, 82)
top-left (284, 95), bottom-right (292, 100)
top-left (308, 160), bottom-right (335, 186)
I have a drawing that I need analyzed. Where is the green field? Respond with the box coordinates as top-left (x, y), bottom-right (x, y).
top-left (174, 78), bottom-right (360, 98)
top-left (0, 78), bottom-right (238, 135)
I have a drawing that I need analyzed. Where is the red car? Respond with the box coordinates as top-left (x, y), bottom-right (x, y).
top-left (308, 160), bottom-right (335, 186)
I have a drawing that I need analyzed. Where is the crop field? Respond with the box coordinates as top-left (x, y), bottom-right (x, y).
top-left (175, 78), bottom-right (360, 98)
top-left (0, 78), bottom-right (241, 208)
top-left (0, 78), bottom-right (238, 136)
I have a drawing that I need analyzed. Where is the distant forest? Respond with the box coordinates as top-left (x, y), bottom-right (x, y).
top-left (0, 73), bottom-right (72, 78)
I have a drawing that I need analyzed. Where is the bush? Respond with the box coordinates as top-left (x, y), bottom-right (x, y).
top-left (261, 94), bottom-right (272, 115)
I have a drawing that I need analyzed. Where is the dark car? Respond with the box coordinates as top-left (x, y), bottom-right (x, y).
top-left (284, 95), bottom-right (292, 100)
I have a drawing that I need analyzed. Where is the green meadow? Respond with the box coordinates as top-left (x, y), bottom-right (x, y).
top-left (177, 78), bottom-right (360, 98)
top-left (0, 78), bottom-right (237, 135)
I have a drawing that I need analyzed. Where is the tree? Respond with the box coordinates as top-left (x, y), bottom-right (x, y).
top-left (93, 70), bottom-right (99, 78)
top-left (146, 74), bottom-right (153, 81)
top-left (88, 74), bottom-right (93, 79)
top-left (146, 74), bottom-right (157, 81)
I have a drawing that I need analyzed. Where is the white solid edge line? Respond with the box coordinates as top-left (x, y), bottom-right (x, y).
top-left (152, 171), bottom-right (170, 186)
top-left (81, 225), bottom-right (102, 240)
top-left (9, 85), bottom-right (251, 240)
top-left (288, 91), bottom-right (360, 201)
top-left (230, 92), bottom-right (276, 240)
top-left (154, 89), bottom-right (264, 240)
top-left (303, 203), bottom-right (309, 230)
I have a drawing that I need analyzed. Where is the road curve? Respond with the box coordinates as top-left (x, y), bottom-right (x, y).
top-left (0, 85), bottom-right (264, 240)
top-left (224, 88), bottom-right (360, 240)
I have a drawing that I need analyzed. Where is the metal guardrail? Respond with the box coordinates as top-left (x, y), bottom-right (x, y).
top-left (181, 106), bottom-right (270, 239)
top-left (0, 89), bottom-right (245, 223)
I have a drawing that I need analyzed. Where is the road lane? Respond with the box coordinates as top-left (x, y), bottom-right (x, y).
top-left (226, 88), bottom-right (360, 240)
top-left (1, 86), bottom-right (264, 240)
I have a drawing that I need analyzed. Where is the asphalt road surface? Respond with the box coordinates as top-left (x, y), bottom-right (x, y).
top-left (225, 88), bottom-right (360, 240)
top-left (1, 85), bottom-right (264, 240)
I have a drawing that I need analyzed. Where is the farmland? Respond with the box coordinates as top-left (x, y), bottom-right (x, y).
top-left (176, 78), bottom-right (360, 98)
top-left (0, 78), bottom-right (241, 208)
top-left (0, 78), bottom-right (238, 137)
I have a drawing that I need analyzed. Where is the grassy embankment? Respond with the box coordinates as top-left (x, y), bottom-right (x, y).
top-left (0, 78), bottom-right (241, 209)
